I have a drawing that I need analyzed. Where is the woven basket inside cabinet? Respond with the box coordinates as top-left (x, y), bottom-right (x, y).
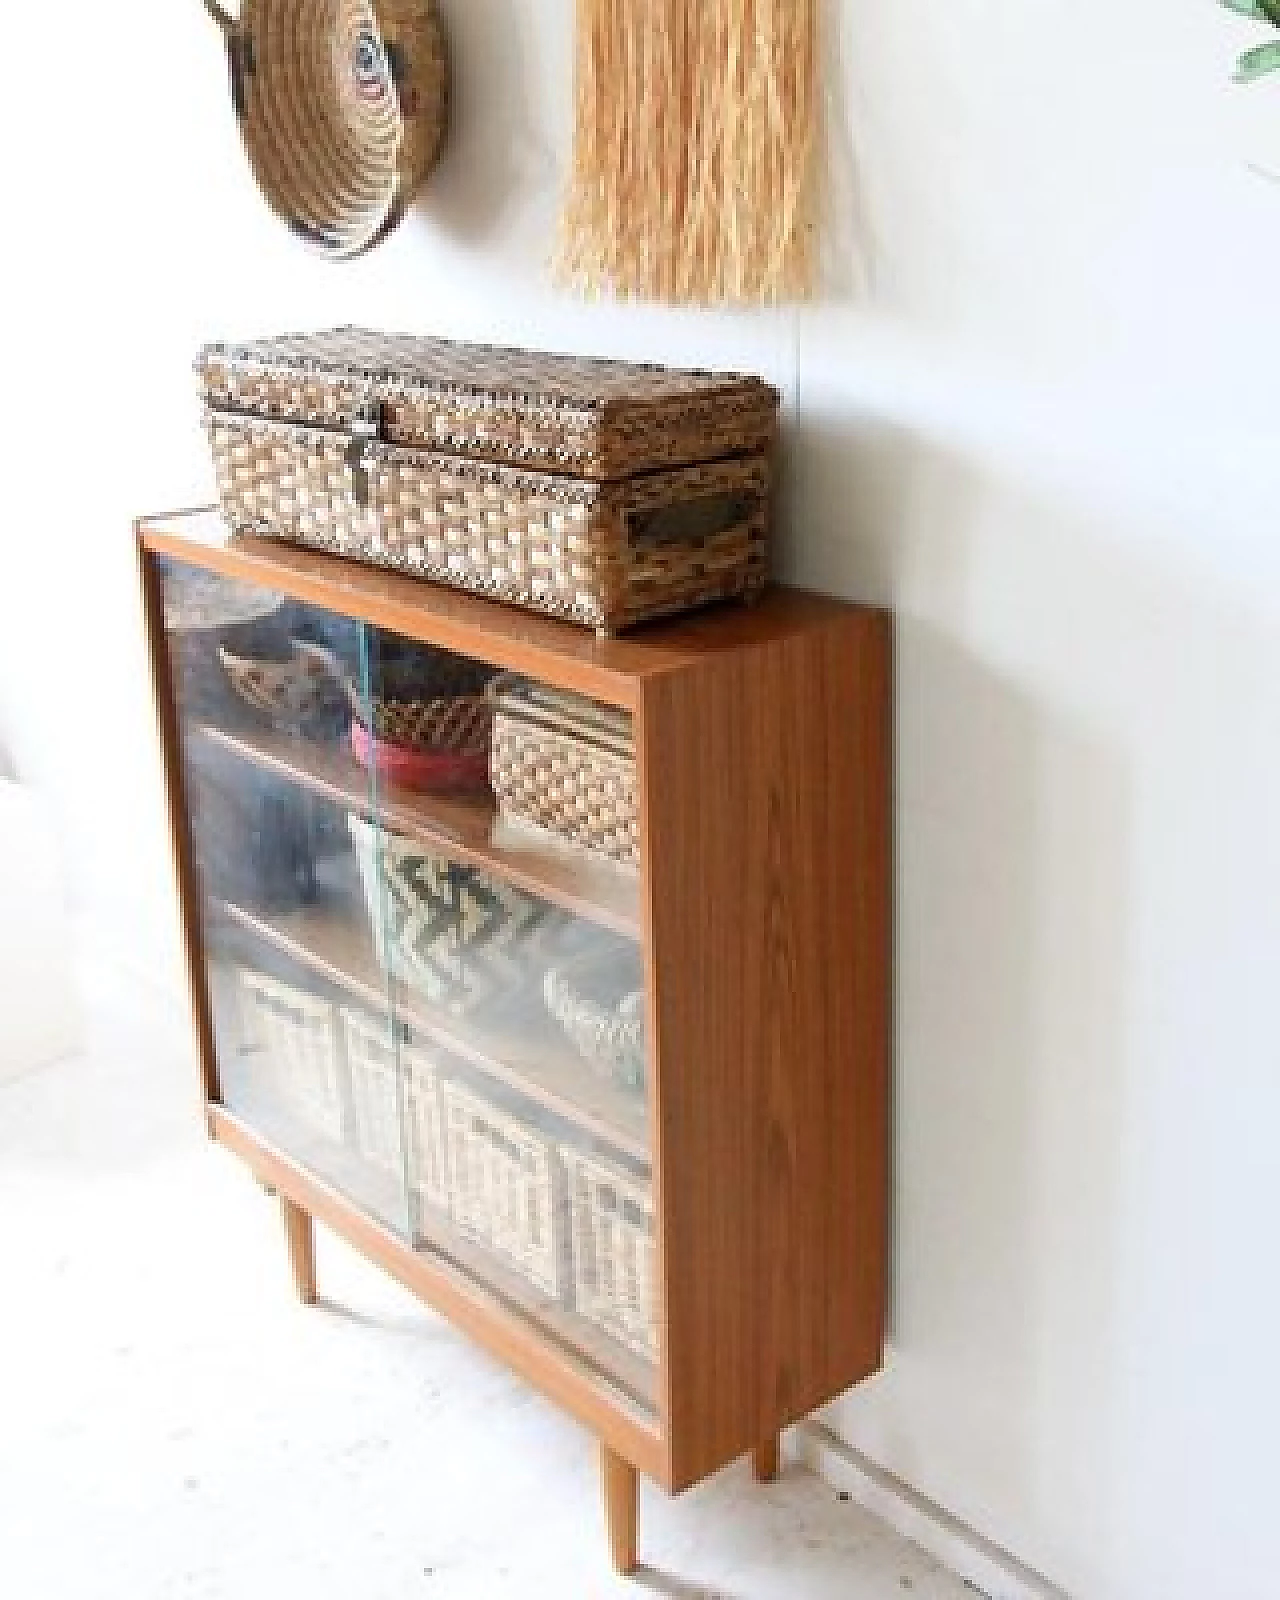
top-left (161, 561), bottom-right (286, 729)
top-left (292, 640), bottom-right (494, 754)
top-left (198, 328), bottom-right (777, 635)
top-left (488, 675), bottom-right (639, 867)
top-left (542, 946), bottom-right (646, 1093)
top-left (441, 1081), bottom-right (566, 1300)
top-left (237, 968), bottom-right (343, 1142)
top-left (563, 1148), bottom-right (657, 1362)
top-left (217, 637), bottom-right (350, 737)
top-left (338, 1007), bottom-right (449, 1214)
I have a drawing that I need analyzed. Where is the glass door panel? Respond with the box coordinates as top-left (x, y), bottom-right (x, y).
top-left (353, 624), bottom-right (657, 1412)
top-left (156, 567), bottom-right (656, 1407)
top-left (156, 556), bottom-right (411, 1235)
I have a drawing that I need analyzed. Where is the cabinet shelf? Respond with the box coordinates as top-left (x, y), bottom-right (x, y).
top-left (214, 895), bottom-right (653, 1166)
top-left (193, 721), bottom-right (641, 941)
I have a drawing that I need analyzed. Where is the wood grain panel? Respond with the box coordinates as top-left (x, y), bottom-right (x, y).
top-left (600, 1443), bottom-right (639, 1574)
top-left (137, 509), bottom-right (864, 706)
top-left (639, 609), bottom-right (890, 1490)
top-left (280, 1195), bottom-right (318, 1305)
top-left (824, 615), bottom-right (893, 1400)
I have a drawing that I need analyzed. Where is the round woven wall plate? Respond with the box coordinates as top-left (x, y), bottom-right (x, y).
top-left (204, 0), bottom-right (448, 259)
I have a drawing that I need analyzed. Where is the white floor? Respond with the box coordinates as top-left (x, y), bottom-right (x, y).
top-left (0, 966), bottom-right (974, 1600)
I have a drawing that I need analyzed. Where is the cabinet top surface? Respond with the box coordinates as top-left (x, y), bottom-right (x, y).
top-left (138, 508), bottom-right (884, 709)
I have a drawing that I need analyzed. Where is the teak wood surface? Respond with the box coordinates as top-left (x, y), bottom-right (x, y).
top-left (138, 508), bottom-right (890, 1503)
top-left (600, 1442), bottom-right (639, 1575)
top-left (279, 1194), bottom-right (317, 1305)
top-left (637, 605), bottom-right (890, 1489)
top-left (137, 508), bottom-right (867, 710)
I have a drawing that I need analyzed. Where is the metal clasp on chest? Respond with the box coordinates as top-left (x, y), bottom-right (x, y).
top-left (344, 392), bottom-right (384, 510)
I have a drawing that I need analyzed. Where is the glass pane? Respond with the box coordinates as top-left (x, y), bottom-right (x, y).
top-left (156, 556), bottom-right (410, 1235)
top-left (156, 567), bottom-right (656, 1411)
top-left (354, 624), bottom-right (656, 1413)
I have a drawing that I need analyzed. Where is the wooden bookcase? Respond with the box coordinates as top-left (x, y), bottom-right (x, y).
top-left (137, 507), bottom-right (890, 1575)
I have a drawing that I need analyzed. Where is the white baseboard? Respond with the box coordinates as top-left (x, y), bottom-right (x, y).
top-left (790, 1422), bottom-right (1071, 1600)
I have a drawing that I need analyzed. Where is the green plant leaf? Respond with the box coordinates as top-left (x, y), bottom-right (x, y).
top-left (1260, 0), bottom-right (1280, 26)
top-left (1221, 0), bottom-right (1267, 17)
top-left (1235, 39), bottom-right (1280, 78)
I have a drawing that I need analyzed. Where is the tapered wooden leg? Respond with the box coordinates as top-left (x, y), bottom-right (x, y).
top-left (751, 1436), bottom-right (780, 1483)
top-left (280, 1196), bottom-right (317, 1306)
top-left (599, 1441), bottom-right (638, 1576)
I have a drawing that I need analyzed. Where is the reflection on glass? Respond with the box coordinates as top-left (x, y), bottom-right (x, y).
top-left (358, 623), bottom-right (656, 1405)
top-left (157, 562), bottom-right (656, 1404)
top-left (159, 555), bottom-right (406, 1227)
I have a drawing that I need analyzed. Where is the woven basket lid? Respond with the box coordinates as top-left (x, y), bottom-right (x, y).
top-left (205, 0), bottom-right (448, 259)
top-left (487, 674), bottom-right (634, 761)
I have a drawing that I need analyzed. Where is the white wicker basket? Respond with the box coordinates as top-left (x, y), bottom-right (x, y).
top-left (441, 1081), bottom-right (566, 1299)
top-left (563, 1148), bottom-right (657, 1362)
top-left (237, 968), bottom-right (343, 1142)
top-left (339, 1007), bottom-right (450, 1215)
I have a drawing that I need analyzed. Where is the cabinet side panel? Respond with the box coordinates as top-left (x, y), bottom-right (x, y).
top-left (640, 612), bottom-right (890, 1490)
top-left (822, 614), bottom-right (892, 1400)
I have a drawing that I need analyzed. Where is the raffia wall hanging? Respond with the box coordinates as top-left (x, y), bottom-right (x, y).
top-left (558, 0), bottom-right (819, 305)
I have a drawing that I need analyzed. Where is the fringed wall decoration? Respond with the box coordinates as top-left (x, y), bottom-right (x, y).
top-left (558, 0), bottom-right (819, 305)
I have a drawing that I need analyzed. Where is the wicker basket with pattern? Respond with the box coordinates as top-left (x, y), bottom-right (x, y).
top-left (563, 1148), bottom-right (657, 1361)
top-left (488, 675), bottom-right (638, 866)
top-left (199, 329), bottom-right (776, 635)
top-left (362, 694), bottom-right (491, 754)
top-left (542, 951), bottom-right (646, 1093)
top-left (237, 968), bottom-right (343, 1141)
top-left (218, 637), bottom-right (350, 735)
top-left (161, 561), bottom-right (286, 729)
top-left (348, 813), bottom-right (555, 1013)
top-left (442, 1081), bottom-right (567, 1299)
top-left (293, 641), bottom-right (493, 755)
top-left (339, 1007), bottom-right (450, 1214)
top-left (203, 1), bottom-right (448, 259)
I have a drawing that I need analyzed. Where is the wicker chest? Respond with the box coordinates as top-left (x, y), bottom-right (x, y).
top-left (198, 328), bottom-right (778, 635)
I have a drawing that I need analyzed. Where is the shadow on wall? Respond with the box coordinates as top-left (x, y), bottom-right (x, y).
top-left (412, 0), bottom-right (874, 293)
top-left (781, 416), bottom-right (1132, 1576)
top-left (411, 0), bottom-right (555, 245)
top-left (819, 0), bottom-right (874, 303)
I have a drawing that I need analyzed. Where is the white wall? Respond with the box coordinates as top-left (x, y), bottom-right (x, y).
top-left (795, 9), bottom-right (1280, 1598)
top-left (0, 779), bottom-right (82, 1077)
top-left (5, 4), bottom-right (1279, 1596)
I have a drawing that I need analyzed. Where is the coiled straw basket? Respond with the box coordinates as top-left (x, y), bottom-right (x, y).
top-left (203, 0), bottom-right (448, 258)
